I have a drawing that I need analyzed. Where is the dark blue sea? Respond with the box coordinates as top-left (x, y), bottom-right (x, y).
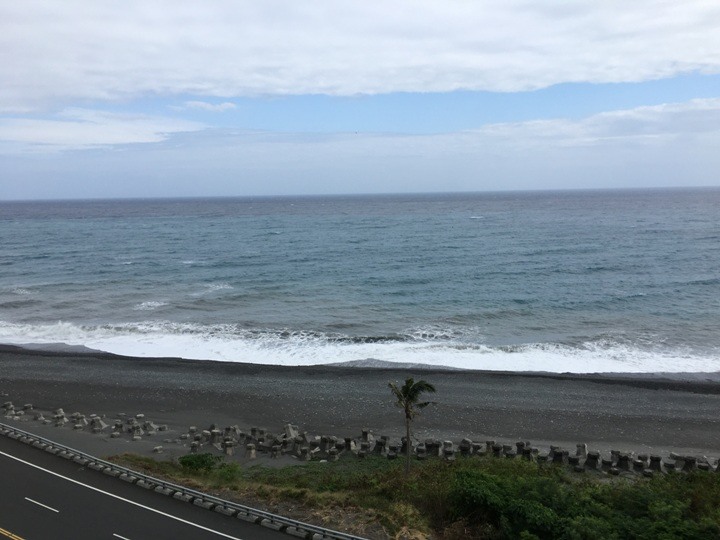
top-left (1, 188), bottom-right (719, 373)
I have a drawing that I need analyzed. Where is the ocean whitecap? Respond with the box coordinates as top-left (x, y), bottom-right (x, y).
top-left (133, 301), bottom-right (169, 311)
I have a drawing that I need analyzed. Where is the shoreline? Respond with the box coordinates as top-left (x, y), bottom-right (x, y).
top-left (7, 342), bottom-right (720, 383)
top-left (2, 343), bottom-right (720, 461)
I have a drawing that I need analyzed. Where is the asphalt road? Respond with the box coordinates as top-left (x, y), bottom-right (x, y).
top-left (0, 436), bottom-right (286, 540)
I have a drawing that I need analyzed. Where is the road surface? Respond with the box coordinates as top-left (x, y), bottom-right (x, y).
top-left (0, 435), bottom-right (287, 540)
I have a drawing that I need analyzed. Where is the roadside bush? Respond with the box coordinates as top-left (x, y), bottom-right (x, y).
top-left (448, 467), bottom-right (720, 539)
top-left (112, 452), bottom-right (720, 539)
top-left (450, 469), bottom-right (563, 538)
top-left (178, 453), bottom-right (221, 473)
top-left (213, 462), bottom-right (243, 483)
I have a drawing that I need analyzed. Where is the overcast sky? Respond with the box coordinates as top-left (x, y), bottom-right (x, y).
top-left (2, 1), bottom-right (720, 200)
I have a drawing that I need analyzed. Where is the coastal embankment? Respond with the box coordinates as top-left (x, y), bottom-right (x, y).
top-left (2, 344), bottom-right (720, 461)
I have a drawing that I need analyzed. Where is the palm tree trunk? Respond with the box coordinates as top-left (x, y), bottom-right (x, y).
top-left (405, 415), bottom-right (411, 474)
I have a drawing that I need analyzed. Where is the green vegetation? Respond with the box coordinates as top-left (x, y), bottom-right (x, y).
top-left (110, 452), bottom-right (720, 539)
top-left (388, 377), bottom-right (436, 474)
top-left (178, 452), bottom-right (221, 473)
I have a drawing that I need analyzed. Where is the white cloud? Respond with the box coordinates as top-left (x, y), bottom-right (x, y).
top-left (180, 101), bottom-right (236, 112)
top-left (2, 98), bottom-right (718, 154)
top-left (1, 1), bottom-right (719, 111)
top-left (0, 108), bottom-right (204, 151)
top-left (2, 98), bottom-right (719, 199)
top-left (473, 98), bottom-right (720, 145)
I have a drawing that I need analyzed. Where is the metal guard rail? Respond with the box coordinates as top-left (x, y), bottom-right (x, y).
top-left (0, 421), bottom-right (367, 540)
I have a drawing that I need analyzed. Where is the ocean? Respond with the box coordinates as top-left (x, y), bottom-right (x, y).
top-left (0, 188), bottom-right (718, 373)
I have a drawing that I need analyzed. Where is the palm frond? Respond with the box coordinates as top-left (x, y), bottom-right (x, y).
top-left (416, 401), bottom-right (436, 409)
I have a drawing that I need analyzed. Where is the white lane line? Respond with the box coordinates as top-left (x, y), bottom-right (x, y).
top-left (0, 451), bottom-right (245, 540)
top-left (24, 497), bottom-right (59, 513)
top-left (112, 534), bottom-right (131, 540)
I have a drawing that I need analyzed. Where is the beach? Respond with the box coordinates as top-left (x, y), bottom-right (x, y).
top-left (2, 344), bottom-right (720, 462)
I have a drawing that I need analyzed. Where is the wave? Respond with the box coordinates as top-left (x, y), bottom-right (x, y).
top-left (0, 299), bottom-right (42, 309)
top-left (0, 320), bottom-right (717, 374)
top-left (202, 283), bottom-right (234, 292)
top-left (11, 288), bottom-right (33, 295)
top-left (132, 301), bottom-right (169, 311)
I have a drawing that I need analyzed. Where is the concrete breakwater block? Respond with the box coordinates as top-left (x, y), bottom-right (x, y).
top-left (373, 436), bottom-right (388, 456)
top-left (387, 445), bottom-right (398, 460)
top-left (415, 443), bottom-right (427, 460)
top-left (549, 446), bottom-right (567, 465)
top-left (361, 428), bottom-right (374, 444)
top-left (14, 405), bottom-right (702, 481)
top-left (617, 454), bottom-right (632, 471)
top-left (584, 451), bottom-right (600, 470)
top-left (443, 441), bottom-right (456, 461)
top-left (224, 439), bottom-right (236, 456)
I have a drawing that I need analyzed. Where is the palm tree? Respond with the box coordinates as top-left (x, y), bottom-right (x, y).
top-left (389, 377), bottom-right (436, 474)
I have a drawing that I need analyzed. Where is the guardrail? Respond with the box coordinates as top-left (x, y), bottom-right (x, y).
top-left (0, 420), bottom-right (367, 540)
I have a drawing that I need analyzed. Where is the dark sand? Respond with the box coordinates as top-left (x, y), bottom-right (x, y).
top-left (2, 344), bottom-right (720, 461)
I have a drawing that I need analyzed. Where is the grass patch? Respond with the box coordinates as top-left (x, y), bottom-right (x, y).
top-left (108, 453), bottom-right (720, 539)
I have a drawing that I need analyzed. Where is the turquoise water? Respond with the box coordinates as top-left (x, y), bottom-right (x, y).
top-left (1, 189), bottom-right (719, 372)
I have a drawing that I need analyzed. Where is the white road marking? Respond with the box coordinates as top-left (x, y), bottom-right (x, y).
top-left (24, 497), bottom-right (59, 513)
top-left (112, 534), bottom-right (131, 540)
top-left (1, 451), bottom-right (245, 540)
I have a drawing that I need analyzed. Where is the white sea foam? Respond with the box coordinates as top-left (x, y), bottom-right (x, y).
top-left (205, 283), bottom-right (233, 292)
top-left (133, 301), bottom-right (169, 311)
top-left (0, 320), bottom-right (717, 374)
top-left (190, 282), bottom-right (234, 296)
top-left (11, 288), bottom-right (32, 295)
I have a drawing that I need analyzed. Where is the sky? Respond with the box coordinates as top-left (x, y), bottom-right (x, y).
top-left (1, 1), bottom-right (720, 200)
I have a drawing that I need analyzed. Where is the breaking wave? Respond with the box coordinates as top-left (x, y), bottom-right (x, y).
top-left (0, 319), bottom-right (717, 374)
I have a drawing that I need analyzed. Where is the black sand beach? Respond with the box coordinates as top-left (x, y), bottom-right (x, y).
top-left (2, 344), bottom-right (720, 461)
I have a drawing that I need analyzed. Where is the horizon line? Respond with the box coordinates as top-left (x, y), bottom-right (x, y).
top-left (2, 185), bottom-right (719, 204)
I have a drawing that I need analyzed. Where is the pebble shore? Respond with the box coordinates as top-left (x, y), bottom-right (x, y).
top-left (2, 344), bottom-right (720, 465)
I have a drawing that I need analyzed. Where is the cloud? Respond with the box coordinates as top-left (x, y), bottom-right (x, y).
top-left (180, 101), bottom-right (237, 112)
top-left (3, 98), bottom-right (719, 199)
top-left (2, 98), bottom-right (718, 154)
top-left (0, 108), bottom-right (204, 151)
top-left (1, 1), bottom-right (719, 111)
top-left (473, 98), bottom-right (720, 145)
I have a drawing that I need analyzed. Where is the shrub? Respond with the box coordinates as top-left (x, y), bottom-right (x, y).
top-left (178, 453), bottom-right (221, 473)
top-left (213, 462), bottom-right (242, 483)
